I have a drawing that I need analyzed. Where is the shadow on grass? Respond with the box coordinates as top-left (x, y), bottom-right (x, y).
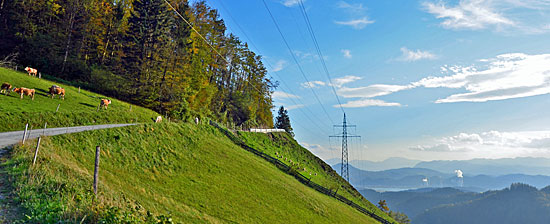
top-left (79, 102), bottom-right (96, 108)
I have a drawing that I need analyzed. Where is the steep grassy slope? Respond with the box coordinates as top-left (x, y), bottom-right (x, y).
top-left (0, 67), bottom-right (159, 132)
top-left (2, 123), bottom-right (384, 223)
top-left (237, 131), bottom-right (393, 222)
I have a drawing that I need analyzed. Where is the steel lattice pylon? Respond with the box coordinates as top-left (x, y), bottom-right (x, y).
top-left (330, 113), bottom-right (360, 183)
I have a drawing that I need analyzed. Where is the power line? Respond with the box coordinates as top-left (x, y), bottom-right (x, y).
top-left (213, 1), bottom-right (326, 135)
top-left (213, 0), bottom-right (332, 131)
top-left (168, 0), bottom-right (329, 137)
top-left (261, 0), bottom-right (335, 125)
top-left (163, 0), bottom-right (268, 96)
top-left (297, 0), bottom-right (346, 114)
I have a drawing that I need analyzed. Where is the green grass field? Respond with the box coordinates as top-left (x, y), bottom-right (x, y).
top-left (237, 131), bottom-right (393, 222)
top-left (0, 67), bottom-right (159, 132)
top-left (3, 123), bottom-right (385, 223)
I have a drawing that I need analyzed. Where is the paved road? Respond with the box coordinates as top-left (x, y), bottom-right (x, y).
top-left (0, 123), bottom-right (136, 149)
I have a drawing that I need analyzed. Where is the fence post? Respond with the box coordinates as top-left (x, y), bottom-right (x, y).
top-left (55, 104), bottom-right (60, 113)
top-left (38, 72), bottom-right (41, 79)
top-left (22, 123), bottom-right (28, 145)
top-left (78, 86), bottom-right (80, 93)
top-left (93, 146), bottom-right (101, 197)
top-left (32, 137), bottom-right (41, 165)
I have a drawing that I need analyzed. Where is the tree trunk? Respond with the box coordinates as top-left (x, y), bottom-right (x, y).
top-left (61, 11), bottom-right (75, 74)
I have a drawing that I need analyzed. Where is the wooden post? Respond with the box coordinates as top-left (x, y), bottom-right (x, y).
top-left (93, 146), bottom-right (100, 196)
top-left (56, 104), bottom-right (60, 113)
top-left (32, 137), bottom-right (41, 165)
top-left (15, 65), bottom-right (17, 71)
top-left (22, 123), bottom-right (28, 145)
top-left (78, 86), bottom-right (80, 93)
top-left (129, 105), bottom-right (132, 112)
top-left (38, 72), bottom-right (41, 79)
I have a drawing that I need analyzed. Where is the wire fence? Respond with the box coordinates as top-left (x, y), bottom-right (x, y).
top-left (209, 121), bottom-right (394, 224)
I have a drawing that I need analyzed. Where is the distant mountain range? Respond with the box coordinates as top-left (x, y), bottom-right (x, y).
top-left (361, 183), bottom-right (550, 224)
top-left (326, 157), bottom-right (421, 171)
top-left (328, 157), bottom-right (550, 176)
top-left (333, 163), bottom-right (550, 191)
top-left (414, 157), bottom-right (550, 176)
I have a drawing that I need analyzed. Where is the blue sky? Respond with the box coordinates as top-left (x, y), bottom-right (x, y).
top-left (203, 0), bottom-right (550, 162)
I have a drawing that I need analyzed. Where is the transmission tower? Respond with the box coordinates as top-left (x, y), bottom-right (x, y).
top-left (330, 113), bottom-right (360, 182)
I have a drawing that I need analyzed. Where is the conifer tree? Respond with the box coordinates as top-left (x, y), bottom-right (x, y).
top-left (275, 106), bottom-right (293, 136)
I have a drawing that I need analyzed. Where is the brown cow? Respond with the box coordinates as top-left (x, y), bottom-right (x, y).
top-left (1, 82), bottom-right (12, 95)
top-left (24, 67), bottom-right (38, 77)
top-left (99, 99), bottom-right (111, 110)
top-left (13, 87), bottom-right (35, 100)
top-left (49, 85), bottom-right (65, 100)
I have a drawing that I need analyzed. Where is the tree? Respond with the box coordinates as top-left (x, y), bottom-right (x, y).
top-left (275, 106), bottom-right (293, 136)
top-left (389, 211), bottom-right (411, 224)
top-left (378, 200), bottom-right (389, 213)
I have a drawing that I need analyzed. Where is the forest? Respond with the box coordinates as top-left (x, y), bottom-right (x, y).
top-left (0, 0), bottom-right (276, 128)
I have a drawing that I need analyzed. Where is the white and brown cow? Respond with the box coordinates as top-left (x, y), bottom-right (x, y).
top-left (24, 67), bottom-right (38, 77)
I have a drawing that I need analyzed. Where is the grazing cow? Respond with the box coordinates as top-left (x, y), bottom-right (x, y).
top-left (49, 85), bottom-right (65, 100)
top-left (155, 116), bottom-right (162, 123)
top-left (24, 67), bottom-right (38, 77)
top-left (13, 87), bottom-right (35, 100)
top-left (1, 83), bottom-right (12, 95)
top-left (99, 99), bottom-right (111, 110)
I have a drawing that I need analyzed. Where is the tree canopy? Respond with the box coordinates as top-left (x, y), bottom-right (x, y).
top-left (0, 0), bottom-right (275, 127)
top-left (275, 106), bottom-right (293, 136)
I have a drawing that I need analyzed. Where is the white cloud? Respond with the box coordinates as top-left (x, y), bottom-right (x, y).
top-left (410, 130), bottom-right (550, 157)
top-left (414, 53), bottom-right (550, 103)
top-left (410, 143), bottom-right (458, 152)
top-left (341, 49), bottom-right (352, 59)
top-left (337, 1), bottom-right (365, 13)
top-left (331, 53), bottom-right (550, 105)
top-left (334, 17), bottom-right (375, 29)
top-left (332, 75), bottom-right (361, 87)
top-left (285, 104), bottom-right (305, 110)
top-left (339, 99), bottom-right (402, 108)
top-left (423, 0), bottom-right (515, 30)
top-left (281, 0), bottom-right (303, 7)
top-left (399, 47), bottom-right (437, 61)
top-left (301, 81), bottom-right (326, 88)
top-left (272, 91), bottom-right (301, 100)
top-left (270, 60), bottom-right (287, 72)
top-left (338, 84), bottom-right (412, 98)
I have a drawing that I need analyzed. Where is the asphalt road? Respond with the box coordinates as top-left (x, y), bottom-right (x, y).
top-left (0, 123), bottom-right (136, 149)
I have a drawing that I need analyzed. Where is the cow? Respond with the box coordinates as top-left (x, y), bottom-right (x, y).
top-left (1, 83), bottom-right (12, 95)
top-left (155, 116), bottom-right (162, 123)
top-left (49, 85), bottom-right (65, 100)
top-left (24, 67), bottom-right (38, 77)
top-left (98, 99), bottom-right (111, 110)
top-left (13, 87), bottom-right (35, 100)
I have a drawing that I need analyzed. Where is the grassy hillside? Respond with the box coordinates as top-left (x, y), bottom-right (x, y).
top-left (0, 67), bottom-right (159, 132)
top-left (237, 131), bottom-right (393, 222)
top-left (2, 122), bottom-right (385, 223)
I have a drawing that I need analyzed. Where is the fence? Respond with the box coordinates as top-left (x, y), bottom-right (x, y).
top-left (209, 121), bottom-right (394, 224)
